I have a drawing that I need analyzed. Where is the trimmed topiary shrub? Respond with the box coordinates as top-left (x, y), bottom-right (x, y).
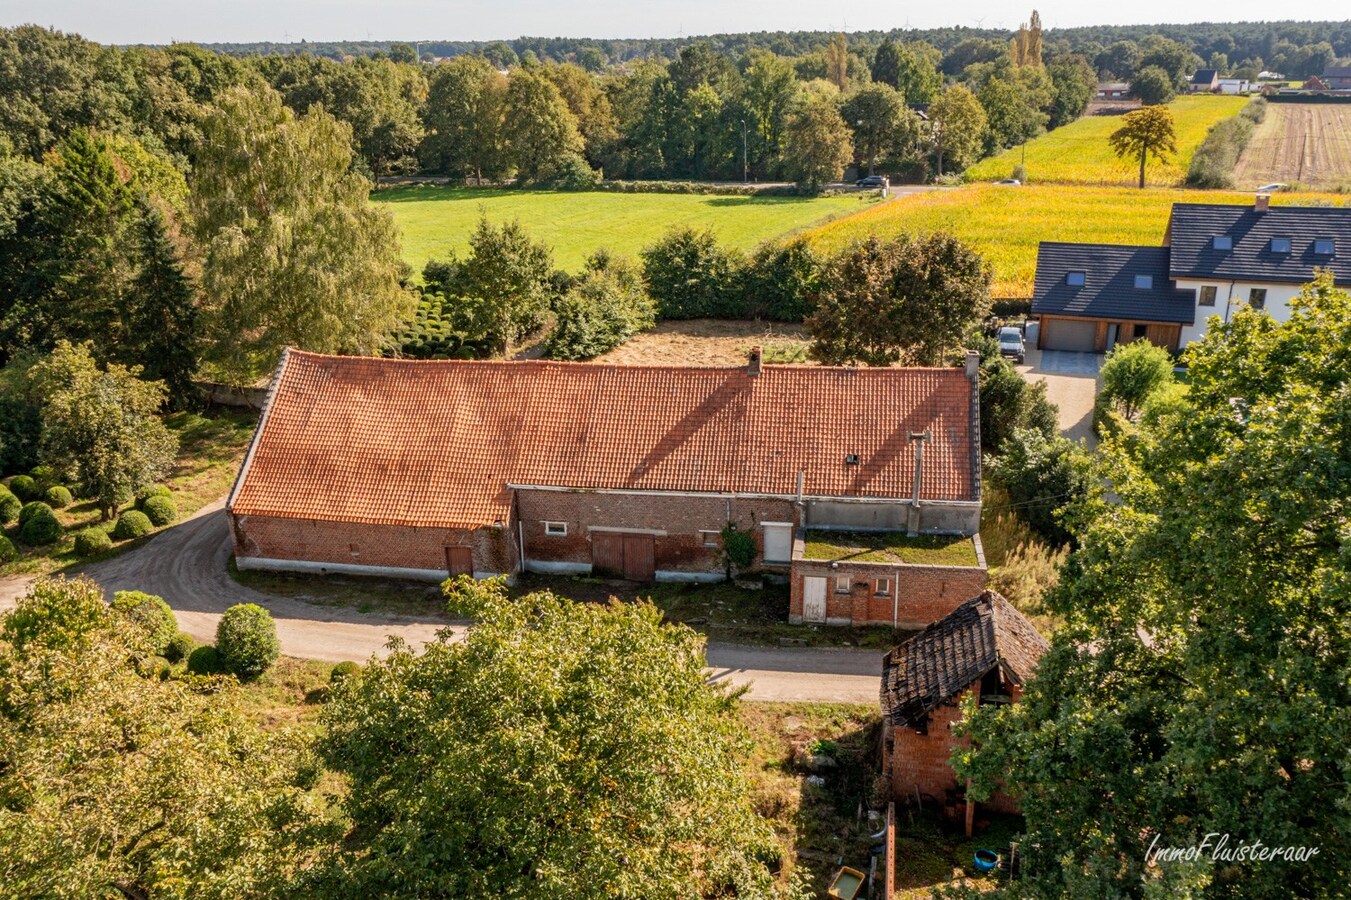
top-left (186, 644), bottom-right (226, 675)
top-left (164, 631), bottom-right (197, 663)
top-left (112, 510), bottom-right (154, 540)
top-left (8, 474), bottom-right (40, 502)
top-left (18, 501), bottom-right (53, 527)
top-left (44, 485), bottom-right (72, 508)
top-left (330, 660), bottom-right (362, 684)
top-left (141, 494), bottom-right (178, 527)
top-left (111, 590), bottom-right (178, 655)
top-left (136, 485), bottom-right (172, 507)
top-left (137, 655), bottom-right (173, 680)
top-left (28, 465), bottom-right (56, 488)
top-left (216, 603), bottom-right (280, 680)
top-left (0, 535), bottom-right (16, 563)
top-left (73, 527), bottom-right (114, 557)
top-left (18, 508), bottom-right (61, 545)
top-left (0, 488), bottom-right (21, 525)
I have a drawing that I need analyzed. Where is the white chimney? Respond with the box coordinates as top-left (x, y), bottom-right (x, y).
top-left (1255, 193), bottom-right (1271, 213)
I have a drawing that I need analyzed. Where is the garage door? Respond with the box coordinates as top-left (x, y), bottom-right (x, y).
top-left (1041, 318), bottom-right (1098, 352)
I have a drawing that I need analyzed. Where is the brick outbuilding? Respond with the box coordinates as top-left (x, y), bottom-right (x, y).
top-left (227, 349), bottom-right (984, 625)
top-left (881, 590), bottom-right (1048, 833)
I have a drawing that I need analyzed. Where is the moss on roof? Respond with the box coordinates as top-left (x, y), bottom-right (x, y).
top-left (801, 530), bottom-right (979, 567)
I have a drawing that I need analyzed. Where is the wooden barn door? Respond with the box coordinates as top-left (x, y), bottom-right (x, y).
top-left (591, 532), bottom-right (656, 581)
top-left (445, 546), bottom-right (473, 576)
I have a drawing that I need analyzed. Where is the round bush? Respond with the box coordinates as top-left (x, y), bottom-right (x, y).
top-left (0, 535), bottom-right (16, 564)
top-left (44, 485), bottom-right (72, 508)
top-left (8, 474), bottom-right (40, 502)
top-left (18, 501), bottom-right (53, 527)
top-left (164, 631), bottom-right (197, 664)
top-left (186, 644), bottom-right (225, 675)
top-left (141, 494), bottom-right (178, 527)
top-left (73, 527), bottom-right (114, 557)
top-left (330, 660), bottom-right (362, 684)
top-left (216, 603), bottom-right (280, 680)
top-left (0, 488), bottom-right (20, 526)
top-left (111, 590), bottom-right (177, 655)
top-left (18, 509), bottom-right (61, 546)
top-left (136, 485), bottom-right (173, 507)
top-left (137, 655), bottom-right (173, 680)
top-left (112, 510), bottom-right (154, 540)
top-left (28, 465), bottom-right (56, 488)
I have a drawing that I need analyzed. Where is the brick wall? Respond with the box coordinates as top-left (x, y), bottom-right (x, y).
top-left (516, 490), bottom-right (797, 574)
top-left (790, 559), bottom-right (987, 627)
top-left (230, 514), bottom-right (514, 576)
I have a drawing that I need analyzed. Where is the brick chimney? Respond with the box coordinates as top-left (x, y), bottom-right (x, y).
top-left (748, 346), bottom-right (763, 377)
top-left (1255, 193), bottom-right (1271, 213)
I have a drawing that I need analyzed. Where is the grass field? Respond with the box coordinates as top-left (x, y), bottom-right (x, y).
top-left (1233, 103), bottom-right (1351, 190)
top-left (374, 185), bottom-right (876, 275)
top-left (965, 95), bottom-right (1250, 187)
top-left (805, 183), bottom-right (1350, 297)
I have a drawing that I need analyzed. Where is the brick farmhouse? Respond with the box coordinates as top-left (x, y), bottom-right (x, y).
top-left (227, 349), bottom-right (986, 626)
top-left (881, 590), bottom-right (1048, 833)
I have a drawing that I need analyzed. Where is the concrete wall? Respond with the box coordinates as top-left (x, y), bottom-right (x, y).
top-left (804, 499), bottom-right (980, 535)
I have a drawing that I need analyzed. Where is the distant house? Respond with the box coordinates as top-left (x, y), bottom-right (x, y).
top-left (1032, 197), bottom-right (1351, 352)
top-left (1323, 66), bottom-right (1351, 90)
top-left (1095, 81), bottom-right (1131, 100)
top-left (1217, 78), bottom-right (1251, 95)
top-left (881, 590), bottom-right (1048, 834)
top-left (229, 349), bottom-right (986, 628)
top-left (1188, 69), bottom-right (1220, 92)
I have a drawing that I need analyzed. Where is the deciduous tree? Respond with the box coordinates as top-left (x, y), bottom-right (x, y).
top-left (784, 92), bottom-right (852, 191)
top-left (501, 68), bottom-right (585, 183)
top-left (928, 84), bottom-right (987, 175)
top-left (1109, 103), bottom-right (1177, 187)
top-left (420, 54), bottom-right (508, 180)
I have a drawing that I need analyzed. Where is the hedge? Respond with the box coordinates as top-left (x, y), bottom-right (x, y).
top-left (216, 603), bottom-right (280, 680)
top-left (112, 510), bottom-right (154, 540)
top-left (111, 591), bottom-right (178, 655)
top-left (73, 528), bottom-right (113, 557)
top-left (8, 474), bottom-right (40, 502)
top-left (44, 485), bottom-right (72, 508)
top-left (1186, 98), bottom-right (1267, 189)
top-left (19, 509), bottom-right (61, 545)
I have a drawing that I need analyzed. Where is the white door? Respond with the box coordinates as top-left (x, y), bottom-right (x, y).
top-left (802, 577), bottom-right (827, 623)
top-left (762, 523), bottom-right (793, 563)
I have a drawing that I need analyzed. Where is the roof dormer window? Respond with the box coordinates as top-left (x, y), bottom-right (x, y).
top-left (1066, 271), bottom-right (1086, 287)
top-left (1314, 238), bottom-right (1336, 256)
top-left (1213, 235), bottom-right (1233, 251)
top-left (1271, 237), bottom-right (1291, 254)
top-left (1134, 274), bottom-right (1153, 289)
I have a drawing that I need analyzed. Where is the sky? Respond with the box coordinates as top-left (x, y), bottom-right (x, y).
top-left (3, 0), bottom-right (1348, 45)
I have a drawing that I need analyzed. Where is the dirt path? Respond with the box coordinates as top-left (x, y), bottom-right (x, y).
top-left (0, 502), bottom-right (882, 703)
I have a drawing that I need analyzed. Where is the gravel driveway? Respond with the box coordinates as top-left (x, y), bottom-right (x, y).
top-left (0, 501), bottom-right (883, 703)
top-left (1017, 348), bottom-right (1102, 444)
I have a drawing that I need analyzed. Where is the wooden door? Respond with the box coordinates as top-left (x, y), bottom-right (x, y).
top-left (445, 545), bottom-right (473, 576)
top-left (591, 532), bottom-right (625, 577)
top-left (802, 577), bottom-right (827, 623)
top-left (622, 533), bottom-right (655, 581)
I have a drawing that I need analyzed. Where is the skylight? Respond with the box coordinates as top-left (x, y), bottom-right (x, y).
top-left (1213, 235), bottom-right (1233, 251)
top-left (1134, 274), bottom-right (1153, 289)
top-left (1271, 237), bottom-right (1291, 254)
top-left (1066, 271), bottom-right (1086, 287)
top-left (1314, 238), bottom-right (1336, 256)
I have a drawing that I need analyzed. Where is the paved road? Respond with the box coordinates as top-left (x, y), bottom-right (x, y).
top-left (1017, 348), bottom-right (1102, 445)
top-left (0, 502), bottom-right (883, 704)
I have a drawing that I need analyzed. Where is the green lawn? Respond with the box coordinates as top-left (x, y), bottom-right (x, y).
top-left (374, 185), bottom-right (876, 275)
top-left (966, 95), bottom-right (1250, 187)
top-left (802, 531), bottom-right (980, 566)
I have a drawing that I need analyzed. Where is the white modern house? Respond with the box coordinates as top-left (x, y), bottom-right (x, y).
top-left (1033, 197), bottom-right (1350, 353)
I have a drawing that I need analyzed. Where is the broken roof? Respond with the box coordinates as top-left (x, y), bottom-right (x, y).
top-left (229, 350), bottom-right (980, 529)
top-left (881, 591), bottom-right (1049, 728)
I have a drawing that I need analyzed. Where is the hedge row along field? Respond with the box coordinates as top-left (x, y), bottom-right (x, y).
top-left (965, 95), bottom-right (1250, 187)
top-left (804, 184), bottom-right (1351, 297)
top-left (375, 185), bottom-right (874, 276)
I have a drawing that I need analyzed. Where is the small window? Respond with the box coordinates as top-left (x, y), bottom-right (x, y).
top-left (699, 529), bottom-right (721, 548)
top-left (543, 521), bottom-right (567, 537)
top-left (1248, 288), bottom-right (1267, 309)
top-left (1066, 271), bottom-right (1086, 287)
top-left (1213, 235), bottom-right (1233, 251)
top-left (1134, 274), bottom-right (1153, 289)
top-left (1314, 238), bottom-right (1335, 256)
top-left (844, 453), bottom-right (860, 465)
top-left (1133, 323), bottom-right (1149, 339)
top-left (1199, 285), bottom-right (1217, 307)
top-left (875, 578), bottom-right (893, 597)
top-left (1271, 237), bottom-right (1291, 254)
top-left (835, 576), bottom-right (852, 594)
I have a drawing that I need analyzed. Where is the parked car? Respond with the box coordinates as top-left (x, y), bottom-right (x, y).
top-left (1256, 182), bottom-right (1288, 193)
top-left (998, 326), bottom-right (1025, 363)
top-left (993, 179), bottom-right (1022, 186)
top-left (856, 175), bottom-right (887, 188)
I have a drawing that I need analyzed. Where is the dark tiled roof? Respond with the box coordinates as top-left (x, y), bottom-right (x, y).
top-left (881, 591), bottom-right (1049, 727)
top-left (1323, 66), bottom-right (1351, 78)
top-left (1033, 242), bottom-right (1196, 323)
top-left (1191, 69), bottom-right (1218, 84)
top-left (1167, 203), bottom-right (1351, 284)
top-left (231, 351), bottom-right (980, 529)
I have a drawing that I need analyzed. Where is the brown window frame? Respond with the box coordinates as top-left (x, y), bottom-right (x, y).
top-left (1199, 285), bottom-right (1217, 307)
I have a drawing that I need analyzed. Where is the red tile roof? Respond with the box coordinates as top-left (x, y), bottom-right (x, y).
top-left (229, 350), bottom-right (979, 529)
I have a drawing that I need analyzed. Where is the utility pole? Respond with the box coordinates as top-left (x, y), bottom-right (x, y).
top-left (740, 119), bottom-right (748, 184)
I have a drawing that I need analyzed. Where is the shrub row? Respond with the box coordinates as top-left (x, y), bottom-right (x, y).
top-left (591, 179), bottom-right (803, 197)
top-left (543, 257), bottom-right (656, 361)
top-left (1186, 98), bottom-right (1267, 189)
top-left (640, 229), bottom-right (820, 322)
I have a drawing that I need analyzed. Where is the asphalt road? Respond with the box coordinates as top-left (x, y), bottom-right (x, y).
top-left (0, 501), bottom-right (883, 704)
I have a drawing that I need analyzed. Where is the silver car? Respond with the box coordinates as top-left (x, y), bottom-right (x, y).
top-left (998, 326), bottom-right (1025, 363)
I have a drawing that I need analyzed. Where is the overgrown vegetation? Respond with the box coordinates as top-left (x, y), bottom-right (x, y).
top-left (1186, 97), bottom-right (1267, 188)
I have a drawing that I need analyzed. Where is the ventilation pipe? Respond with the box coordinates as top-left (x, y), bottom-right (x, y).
top-left (907, 431), bottom-right (929, 536)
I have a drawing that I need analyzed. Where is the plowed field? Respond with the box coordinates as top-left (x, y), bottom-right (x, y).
top-left (1234, 103), bottom-right (1351, 189)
